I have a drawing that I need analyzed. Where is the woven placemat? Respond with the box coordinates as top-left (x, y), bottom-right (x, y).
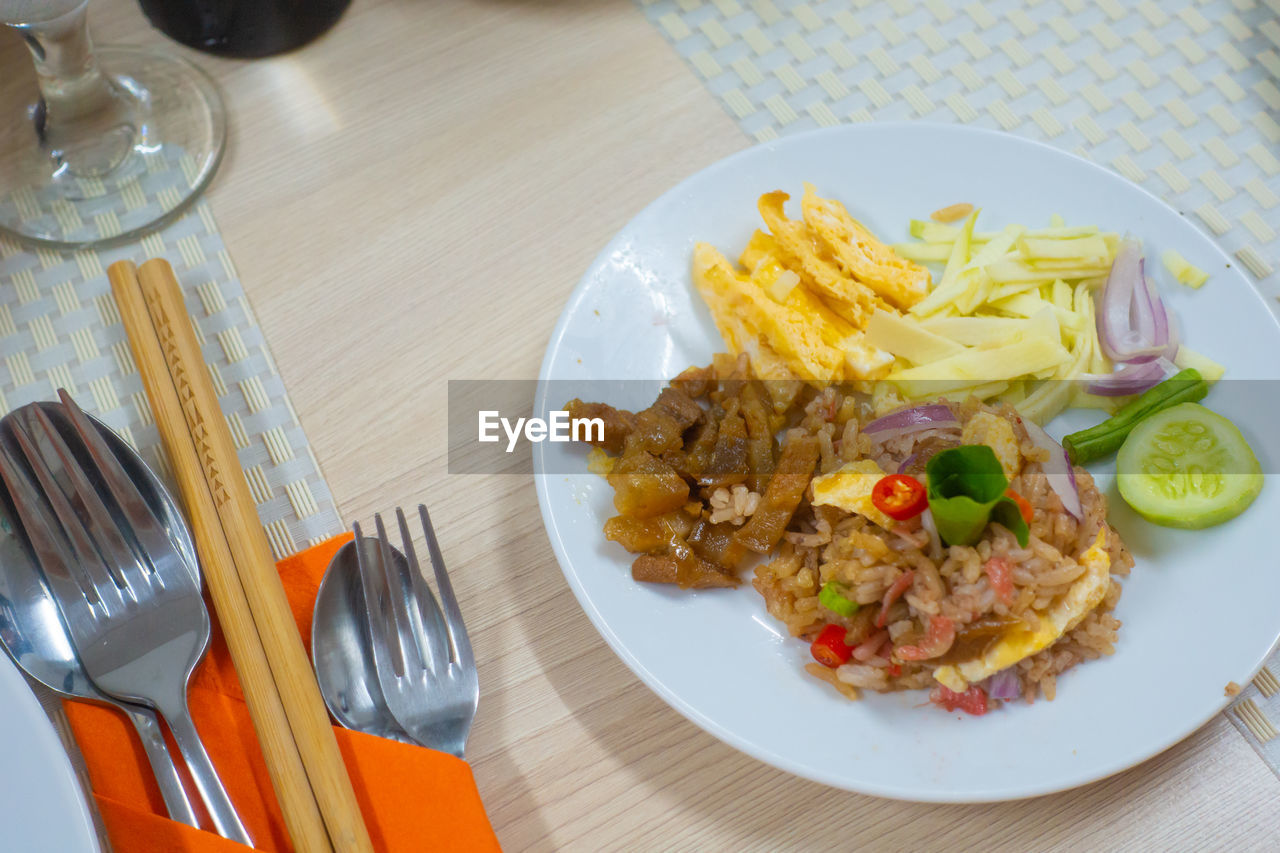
top-left (0, 200), bottom-right (343, 558)
top-left (637, 0), bottom-right (1280, 772)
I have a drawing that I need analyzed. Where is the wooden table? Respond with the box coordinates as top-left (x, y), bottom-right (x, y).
top-left (67, 0), bottom-right (1280, 848)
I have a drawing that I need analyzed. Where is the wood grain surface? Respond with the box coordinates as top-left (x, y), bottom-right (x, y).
top-left (14, 0), bottom-right (1280, 849)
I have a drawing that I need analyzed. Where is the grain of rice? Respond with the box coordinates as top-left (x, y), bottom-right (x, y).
top-left (806, 663), bottom-right (860, 699)
top-left (837, 663), bottom-right (890, 689)
top-left (709, 484), bottom-right (762, 525)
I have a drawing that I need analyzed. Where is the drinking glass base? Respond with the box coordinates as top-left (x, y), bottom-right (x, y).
top-left (0, 45), bottom-right (225, 251)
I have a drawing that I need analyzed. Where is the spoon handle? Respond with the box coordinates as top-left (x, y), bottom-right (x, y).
top-left (123, 703), bottom-right (199, 827)
top-left (161, 700), bottom-right (252, 846)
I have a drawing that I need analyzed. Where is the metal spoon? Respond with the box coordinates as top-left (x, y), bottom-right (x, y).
top-left (0, 403), bottom-right (198, 827)
top-left (311, 538), bottom-right (415, 743)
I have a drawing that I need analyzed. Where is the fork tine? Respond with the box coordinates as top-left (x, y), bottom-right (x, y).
top-left (417, 505), bottom-right (473, 670)
top-left (375, 513), bottom-right (426, 676)
top-left (9, 419), bottom-right (104, 579)
top-left (0, 422), bottom-right (102, 614)
top-left (395, 507), bottom-right (450, 672)
top-left (22, 405), bottom-right (152, 592)
top-left (57, 390), bottom-right (191, 588)
top-left (352, 520), bottom-right (399, 678)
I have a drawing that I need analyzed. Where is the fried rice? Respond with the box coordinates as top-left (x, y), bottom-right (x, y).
top-left (752, 394), bottom-right (1132, 707)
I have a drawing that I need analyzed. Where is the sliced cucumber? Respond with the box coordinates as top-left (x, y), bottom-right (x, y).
top-left (1116, 403), bottom-right (1262, 529)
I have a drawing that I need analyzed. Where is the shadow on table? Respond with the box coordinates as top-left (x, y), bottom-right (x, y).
top-left (435, 484), bottom-right (553, 849)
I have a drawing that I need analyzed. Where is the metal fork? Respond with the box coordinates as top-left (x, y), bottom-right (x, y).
top-left (0, 403), bottom-right (199, 829)
top-left (0, 393), bottom-right (251, 846)
top-left (353, 506), bottom-right (478, 757)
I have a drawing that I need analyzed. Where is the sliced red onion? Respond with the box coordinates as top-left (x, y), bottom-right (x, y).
top-left (896, 453), bottom-right (919, 474)
top-left (1097, 242), bottom-right (1172, 362)
top-left (1097, 240), bottom-right (1141, 360)
top-left (982, 668), bottom-right (1022, 701)
top-left (864, 404), bottom-right (959, 444)
top-left (920, 508), bottom-right (943, 560)
top-left (1141, 266), bottom-right (1169, 352)
top-left (1021, 417), bottom-right (1083, 519)
top-left (1128, 259), bottom-right (1157, 347)
top-left (1081, 356), bottom-right (1178, 397)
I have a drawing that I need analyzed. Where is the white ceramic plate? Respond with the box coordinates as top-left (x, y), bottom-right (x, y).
top-left (0, 656), bottom-right (99, 850)
top-left (533, 123), bottom-right (1280, 801)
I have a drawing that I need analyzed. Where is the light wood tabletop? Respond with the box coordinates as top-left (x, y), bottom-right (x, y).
top-left (59, 0), bottom-right (1280, 849)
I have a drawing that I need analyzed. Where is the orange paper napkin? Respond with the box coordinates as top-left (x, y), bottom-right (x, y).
top-left (63, 535), bottom-right (501, 852)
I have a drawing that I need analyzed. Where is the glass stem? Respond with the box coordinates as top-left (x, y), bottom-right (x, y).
top-left (16, 2), bottom-right (136, 178)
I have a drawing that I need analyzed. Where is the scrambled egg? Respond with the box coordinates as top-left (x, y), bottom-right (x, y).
top-left (933, 529), bottom-right (1112, 692)
top-left (798, 184), bottom-right (931, 311)
top-left (692, 243), bottom-right (847, 381)
top-left (960, 411), bottom-right (1022, 481)
top-left (809, 459), bottom-right (897, 530)
top-left (691, 186), bottom-right (928, 382)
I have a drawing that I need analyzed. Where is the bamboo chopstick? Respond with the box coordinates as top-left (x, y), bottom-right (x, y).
top-left (115, 258), bottom-right (373, 852)
top-left (137, 259), bottom-right (373, 853)
top-left (109, 261), bottom-right (332, 852)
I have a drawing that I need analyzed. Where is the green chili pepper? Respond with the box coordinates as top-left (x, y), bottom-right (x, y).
top-left (925, 445), bottom-right (1030, 547)
top-left (1063, 368), bottom-right (1208, 465)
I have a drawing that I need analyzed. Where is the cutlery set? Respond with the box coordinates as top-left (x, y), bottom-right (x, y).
top-left (313, 508), bottom-right (479, 758)
top-left (0, 262), bottom-right (476, 850)
top-left (0, 401), bottom-right (206, 830)
top-left (0, 394), bottom-right (247, 840)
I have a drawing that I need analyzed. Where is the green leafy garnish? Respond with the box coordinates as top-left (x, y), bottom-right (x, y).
top-left (818, 580), bottom-right (859, 617)
top-left (925, 445), bottom-right (1029, 547)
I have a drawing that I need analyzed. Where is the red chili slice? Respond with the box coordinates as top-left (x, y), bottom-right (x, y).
top-left (872, 474), bottom-right (928, 521)
top-left (810, 624), bottom-right (853, 668)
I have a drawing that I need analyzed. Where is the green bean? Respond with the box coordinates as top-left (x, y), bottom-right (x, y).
top-left (1063, 368), bottom-right (1209, 464)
